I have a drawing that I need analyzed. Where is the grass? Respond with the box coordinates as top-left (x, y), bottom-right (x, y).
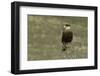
top-left (28, 15), bottom-right (88, 61)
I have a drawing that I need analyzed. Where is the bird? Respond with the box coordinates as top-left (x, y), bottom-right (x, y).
top-left (62, 24), bottom-right (73, 51)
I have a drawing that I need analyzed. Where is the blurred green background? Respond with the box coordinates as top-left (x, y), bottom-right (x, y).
top-left (28, 15), bottom-right (88, 61)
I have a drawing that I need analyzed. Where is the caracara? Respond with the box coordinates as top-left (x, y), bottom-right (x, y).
top-left (62, 24), bottom-right (73, 51)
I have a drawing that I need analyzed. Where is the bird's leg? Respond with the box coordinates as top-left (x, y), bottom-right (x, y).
top-left (62, 43), bottom-right (66, 51)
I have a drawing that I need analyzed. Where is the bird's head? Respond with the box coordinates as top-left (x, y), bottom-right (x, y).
top-left (63, 24), bottom-right (71, 30)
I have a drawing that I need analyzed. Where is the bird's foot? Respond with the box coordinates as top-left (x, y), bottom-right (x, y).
top-left (62, 48), bottom-right (66, 51)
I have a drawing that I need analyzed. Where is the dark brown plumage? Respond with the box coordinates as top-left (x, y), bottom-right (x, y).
top-left (62, 31), bottom-right (73, 43)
